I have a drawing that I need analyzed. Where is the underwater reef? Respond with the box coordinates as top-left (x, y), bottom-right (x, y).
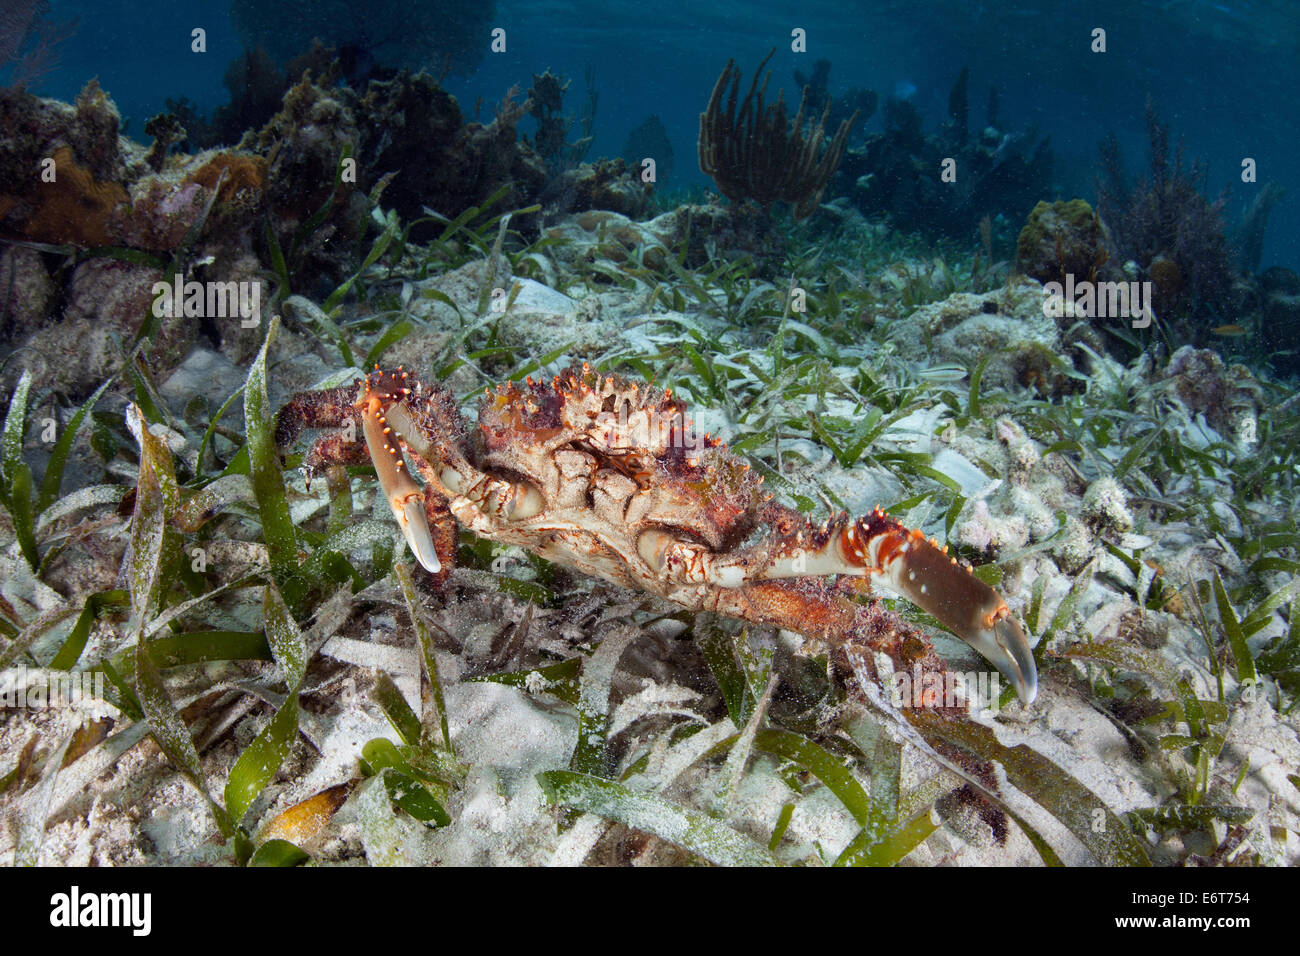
top-left (0, 63), bottom-right (654, 394)
top-left (838, 67), bottom-right (1053, 245)
top-left (1096, 101), bottom-right (1240, 346)
top-left (0, 40), bottom-right (1298, 871)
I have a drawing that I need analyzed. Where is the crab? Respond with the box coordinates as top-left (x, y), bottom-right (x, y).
top-left (275, 364), bottom-right (1037, 707)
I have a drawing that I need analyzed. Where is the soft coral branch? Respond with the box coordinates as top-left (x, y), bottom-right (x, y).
top-left (1096, 99), bottom-right (1237, 342)
top-left (0, 0), bottom-right (77, 90)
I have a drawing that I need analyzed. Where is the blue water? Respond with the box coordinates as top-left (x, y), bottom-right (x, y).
top-left (23, 0), bottom-right (1300, 270)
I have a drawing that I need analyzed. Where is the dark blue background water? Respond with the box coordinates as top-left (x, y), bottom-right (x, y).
top-left (31, 0), bottom-right (1300, 272)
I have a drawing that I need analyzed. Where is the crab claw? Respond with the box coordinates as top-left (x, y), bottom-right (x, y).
top-left (392, 490), bottom-right (441, 573)
top-left (878, 534), bottom-right (1037, 704)
top-left (359, 394), bottom-right (441, 573)
top-left (722, 506), bottom-right (1041, 702)
top-left (890, 549), bottom-right (1037, 703)
top-left (957, 611), bottom-right (1037, 706)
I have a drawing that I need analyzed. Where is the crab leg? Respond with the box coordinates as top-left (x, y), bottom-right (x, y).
top-left (641, 508), bottom-right (1037, 703)
top-left (784, 507), bottom-right (1038, 704)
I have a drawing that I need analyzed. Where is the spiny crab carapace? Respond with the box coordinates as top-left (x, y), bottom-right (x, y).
top-left (275, 364), bottom-right (1037, 706)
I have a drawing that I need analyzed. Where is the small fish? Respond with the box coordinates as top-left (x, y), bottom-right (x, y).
top-left (1211, 324), bottom-right (1248, 337)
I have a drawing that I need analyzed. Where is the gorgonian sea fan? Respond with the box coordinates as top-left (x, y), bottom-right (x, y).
top-left (0, 0), bottom-right (77, 90)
